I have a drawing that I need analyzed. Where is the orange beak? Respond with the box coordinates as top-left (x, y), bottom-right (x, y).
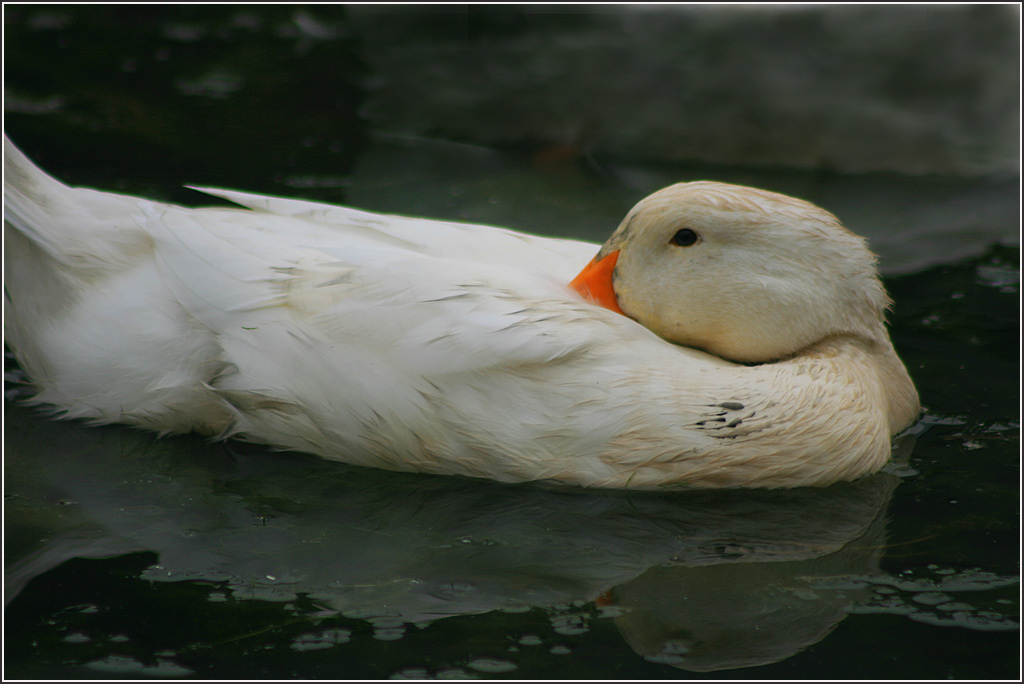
top-left (568, 250), bottom-right (624, 315)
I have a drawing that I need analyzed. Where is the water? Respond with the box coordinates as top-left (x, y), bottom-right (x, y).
top-left (4, 6), bottom-right (1019, 679)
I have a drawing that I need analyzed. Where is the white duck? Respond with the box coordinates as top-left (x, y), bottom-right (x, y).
top-left (3, 136), bottom-right (919, 489)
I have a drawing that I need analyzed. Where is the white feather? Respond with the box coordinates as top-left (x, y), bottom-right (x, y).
top-left (3, 135), bottom-right (919, 488)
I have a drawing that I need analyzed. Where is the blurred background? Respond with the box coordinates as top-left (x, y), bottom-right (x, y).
top-left (6, 4), bottom-right (1020, 172)
top-left (4, 4), bottom-right (1020, 680)
top-left (349, 4), bottom-right (1019, 177)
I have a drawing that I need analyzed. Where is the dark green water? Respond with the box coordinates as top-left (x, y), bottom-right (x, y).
top-left (4, 6), bottom-right (1019, 680)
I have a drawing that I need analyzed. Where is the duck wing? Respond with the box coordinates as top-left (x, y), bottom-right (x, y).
top-left (187, 186), bottom-right (597, 282)
top-left (139, 199), bottom-right (673, 480)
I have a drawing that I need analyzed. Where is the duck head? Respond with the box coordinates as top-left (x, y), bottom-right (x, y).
top-left (570, 181), bottom-right (892, 364)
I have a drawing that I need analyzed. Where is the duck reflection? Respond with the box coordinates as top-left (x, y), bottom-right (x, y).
top-left (5, 401), bottom-right (907, 672)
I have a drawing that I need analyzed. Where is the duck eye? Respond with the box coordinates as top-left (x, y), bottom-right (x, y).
top-left (670, 228), bottom-right (699, 247)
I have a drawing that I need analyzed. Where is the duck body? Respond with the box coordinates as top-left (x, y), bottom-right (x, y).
top-left (3, 137), bottom-right (919, 489)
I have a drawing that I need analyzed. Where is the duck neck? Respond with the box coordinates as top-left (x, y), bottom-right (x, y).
top-left (872, 336), bottom-right (921, 434)
top-left (795, 332), bottom-right (921, 436)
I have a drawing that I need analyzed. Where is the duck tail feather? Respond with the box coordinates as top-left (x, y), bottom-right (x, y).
top-left (3, 134), bottom-right (78, 259)
top-left (4, 134), bottom-right (153, 270)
